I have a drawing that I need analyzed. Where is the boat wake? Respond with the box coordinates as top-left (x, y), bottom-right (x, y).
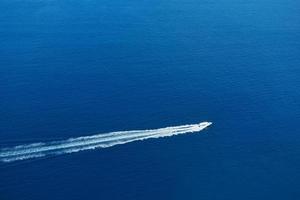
top-left (0, 122), bottom-right (212, 163)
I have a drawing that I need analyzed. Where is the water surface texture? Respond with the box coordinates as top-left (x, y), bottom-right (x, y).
top-left (0, 0), bottom-right (300, 199)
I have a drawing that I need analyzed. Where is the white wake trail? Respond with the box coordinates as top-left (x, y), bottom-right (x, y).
top-left (0, 122), bottom-right (212, 163)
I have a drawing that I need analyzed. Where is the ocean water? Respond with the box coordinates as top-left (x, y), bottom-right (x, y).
top-left (0, 0), bottom-right (300, 199)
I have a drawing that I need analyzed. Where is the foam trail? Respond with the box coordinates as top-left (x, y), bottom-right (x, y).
top-left (0, 122), bottom-right (212, 163)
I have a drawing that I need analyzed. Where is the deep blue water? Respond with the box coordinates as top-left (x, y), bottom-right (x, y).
top-left (1, 0), bottom-right (300, 199)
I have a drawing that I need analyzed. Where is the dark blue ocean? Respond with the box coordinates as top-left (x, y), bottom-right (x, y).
top-left (1, 0), bottom-right (300, 199)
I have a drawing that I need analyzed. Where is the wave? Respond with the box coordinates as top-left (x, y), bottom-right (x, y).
top-left (0, 122), bottom-right (212, 163)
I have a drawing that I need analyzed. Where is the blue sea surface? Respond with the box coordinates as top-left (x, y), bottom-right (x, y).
top-left (0, 0), bottom-right (300, 199)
